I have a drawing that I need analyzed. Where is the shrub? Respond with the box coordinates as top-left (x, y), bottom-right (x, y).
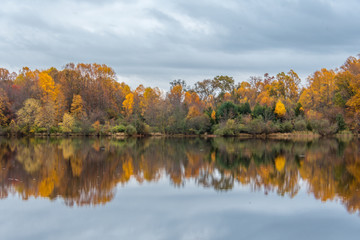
top-left (165, 117), bottom-right (186, 134)
top-left (247, 118), bottom-right (266, 134)
top-left (265, 121), bottom-right (280, 134)
top-left (50, 126), bottom-right (60, 133)
top-left (125, 125), bottom-right (136, 135)
top-left (280, 121), bottom-right (293, 133)
top-left (336, 114), bottom-right (346, 131)
top-left (9, 120), bottom-right (19, 134)
top-left (294, 119), bottom-right (307, 131)
top-left (213, 119), bottom-right (239, 136)
top-left (186, 114), bottom-right (211, 134)
top-left (112, 125), bottom-right (126, 133)
top-left (35, 127), bottom-right (47, 133)
top-left (310, 119), bottom-right (338, 136)
top-left (134, 120), bottom-right (151, 135)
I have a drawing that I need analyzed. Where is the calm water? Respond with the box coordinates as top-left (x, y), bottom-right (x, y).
top-left (1, 137), bottom-right (360, 239)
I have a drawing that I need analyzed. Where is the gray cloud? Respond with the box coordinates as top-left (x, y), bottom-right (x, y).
top-left (0, 0), bottom-right (359, 89)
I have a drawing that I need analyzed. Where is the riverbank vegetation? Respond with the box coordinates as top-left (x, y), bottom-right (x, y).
top-left (0, 55), bottom-right (360, 136)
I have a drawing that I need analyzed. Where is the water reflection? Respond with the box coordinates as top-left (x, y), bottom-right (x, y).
top-left (0, 137), bottom-right (359, 213)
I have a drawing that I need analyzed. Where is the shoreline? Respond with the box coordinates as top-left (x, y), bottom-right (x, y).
top-left (1, 131), bottom-right (358, 140)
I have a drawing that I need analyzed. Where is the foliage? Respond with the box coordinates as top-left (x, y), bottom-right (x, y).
top-left (280, 121), bottom-right (293, 133)
top-left (247, 118), bottom-right (267, 134)
top-left (112, 125), bottom-right (126, 133)
top-left (17, 98), bottom-right (41, 131)
top-left (310, 119), bottom-right (338, 136)
top-left (294, 119), bottom-right (307, 131)
top-left (125, 125), bottom-right (136, 135)
top-left (70, 95), bottom-right (86, 120)
top-left (1, 56), bottom-right (360, 135)
top-left (59, 113), bottom-right (75, 133)
top-left (186, 114), bottom-right (211, 134)
top-left (336, 114), bottom-right (346, 131)
top-left (216, 101), bottom-right (239, 121)
top-left (274, 100), bottom-right (286, 118)
top-left (214, 119), bottom-right (239, 136)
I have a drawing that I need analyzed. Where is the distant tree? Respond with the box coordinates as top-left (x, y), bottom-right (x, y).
top-left (59, 113), bottom-right (75, 133)
top-left (70, 95), bottom-right (86, 120)
top-left (274, 100), bottom-right (286, 118)
top-left (35, 102), bottom-right (56, 134)
top-left (17, 98), bottom-right (41, 131)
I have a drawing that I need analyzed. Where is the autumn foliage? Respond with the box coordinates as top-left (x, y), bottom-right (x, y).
top-left (0, 55), bottom-right (360, 135)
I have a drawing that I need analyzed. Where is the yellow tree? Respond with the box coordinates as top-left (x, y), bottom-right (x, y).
top-left (184, 91), bottom-right (203, 119)
top-left (38, 72), bottom-right (57, 102)
top-left (59, 113), bottom-right (75, 132)
top-left (70, 95), bottom-right (86, 120)
top-left (274, 100), bottom-right (286, 118)
top-left (123, 93), bottom-right (134, 117)
top-left (17, 98), bottom-right (41, 131)
top-left (299, 68), bottom-right (336, 118)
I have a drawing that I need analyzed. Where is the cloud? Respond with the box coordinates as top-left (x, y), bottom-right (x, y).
top-left (0, 0), bottom-right (359, 89)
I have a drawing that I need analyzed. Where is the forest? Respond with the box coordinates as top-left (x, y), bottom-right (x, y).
top-left (0, 55), bottom-right (360, 136)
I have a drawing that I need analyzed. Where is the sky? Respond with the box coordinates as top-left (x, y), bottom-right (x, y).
top-left (0, 0), bottom-right (359, 89)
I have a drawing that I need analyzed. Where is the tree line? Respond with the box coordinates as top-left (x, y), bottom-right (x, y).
top-left (0, 55), bottom-right (360, 136)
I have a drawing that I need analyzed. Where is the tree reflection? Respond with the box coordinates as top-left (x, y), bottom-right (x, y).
top-left (0, 137), bottom-right (359, 213)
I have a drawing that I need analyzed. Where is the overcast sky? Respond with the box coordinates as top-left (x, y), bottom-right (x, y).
top-left (0, 0), bottom-right (359, 89)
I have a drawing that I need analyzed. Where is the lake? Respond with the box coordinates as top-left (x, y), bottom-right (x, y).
top-left (0, 137), bottom-right (360, 239)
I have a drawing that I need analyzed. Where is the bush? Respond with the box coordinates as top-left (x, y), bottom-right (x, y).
top-left (9, 120), bottom-right (19, 134)
top-left (265, 121), bottom-right (280, 134)
top-left (294, 119), bottom-right (307, 131)
top-left (112, 124), bottom-right (126, 133)
top-left (280, 121), bottom-right (293, 133)
top-left (336, 114), bottom-right (346, 131)
top-left (50, 126), bottom-right (60, 133)
top-left (214, 119), bottom-right (239, 136)
top-left (310, 119), bottom-right (338, 136)
top-left (165, 117), bottom-right (186, 134)
top-left (238, 102), bottom-right (251, 115)
top-left (125, 125), bottom-right (136, 135)
top-left (186, 114), bottom-right (211, 134)
top-left (35, 127), bottom-right (47, 133)
top-left (134, 120), bottom-right (150, 135)
top-left (247, 118), bottom-right (266, 134)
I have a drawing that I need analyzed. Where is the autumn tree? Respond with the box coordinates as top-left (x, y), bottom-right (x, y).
top-left (274, 100), bottom-right (286, 118)
top-left (212, 75), bottom-right (234, 96)
top-left (0, 88), bottom-right (10, 125)
top-left (70, 94), bottom-right (86, 120)
top-left (35, 102), bottom-right (56, 134)
top-left (38, 72), bottom-right (58, 102)
top-left (123, 93), bottom-right (134, 118)
top-left (142, 87), bottom-right (162, 126)
top-left (59, 113), bottom-right (75, 133)
top-left (17, 98), bottom-right (41, 131)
